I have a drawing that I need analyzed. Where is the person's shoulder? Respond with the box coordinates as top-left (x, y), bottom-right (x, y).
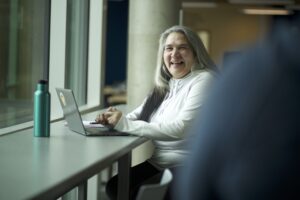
top-left (186, 70), bottom-right (216, 93)
top-left (192, 70), bottom-right (216, 82)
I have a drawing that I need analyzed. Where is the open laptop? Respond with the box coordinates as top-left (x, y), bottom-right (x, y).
top-left (55, 88), bottom-right (128, 136)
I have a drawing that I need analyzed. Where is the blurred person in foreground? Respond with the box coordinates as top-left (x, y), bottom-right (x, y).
top-left (95, 25), bottom-right (217, 199)
top-left (177, 12), bottom-right (300, 200)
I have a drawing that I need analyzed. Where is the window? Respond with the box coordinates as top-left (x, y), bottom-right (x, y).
top-left (65, 0), bottom-right (90, 106)
top-left (0, 0), bottom-right (106, 135)
top-left (0, 0), bottom-right (50, 129)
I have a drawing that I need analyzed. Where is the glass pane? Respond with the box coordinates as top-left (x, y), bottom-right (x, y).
top-left (0, 0), bottom-right (50, 128)
top-left (65, 0), bottom-right (89, 106)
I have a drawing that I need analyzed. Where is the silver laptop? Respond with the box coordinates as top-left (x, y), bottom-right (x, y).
top-left (56, 88), bottom-right (128, 136)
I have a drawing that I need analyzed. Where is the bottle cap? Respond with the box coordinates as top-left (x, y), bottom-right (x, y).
top-left (38, 80), bottom-right (48, 84)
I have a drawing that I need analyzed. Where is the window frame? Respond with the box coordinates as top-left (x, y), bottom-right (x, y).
top-left (0, 0), bottom-right (107, 135)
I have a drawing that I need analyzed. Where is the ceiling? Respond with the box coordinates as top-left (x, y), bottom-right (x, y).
top-left (182, 0), bottom-right (300, 8)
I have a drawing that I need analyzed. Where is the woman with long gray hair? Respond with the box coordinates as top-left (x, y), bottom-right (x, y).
top-left (96, 25), bottom-right (217, 199)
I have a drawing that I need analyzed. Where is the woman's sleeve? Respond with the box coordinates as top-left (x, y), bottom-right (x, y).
top-left (125, 101), bottom-right (145, 120)
top-left (114, 72), bottom-right (215, 141)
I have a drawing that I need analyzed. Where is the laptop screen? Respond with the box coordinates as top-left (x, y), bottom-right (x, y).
top-left (55, 88), bottom-right (86, 134)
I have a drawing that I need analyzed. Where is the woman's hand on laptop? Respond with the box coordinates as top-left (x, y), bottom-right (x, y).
top-left (95, 107), bottom-right (122, 127)
top-left (94, 113), bottom-right (109, 125)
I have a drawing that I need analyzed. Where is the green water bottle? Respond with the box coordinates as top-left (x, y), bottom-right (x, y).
top-left (33, 80), bottom-right (51, 137)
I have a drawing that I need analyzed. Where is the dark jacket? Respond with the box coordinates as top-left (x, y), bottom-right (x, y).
top-left (178, 13), bottom-right (300, 200)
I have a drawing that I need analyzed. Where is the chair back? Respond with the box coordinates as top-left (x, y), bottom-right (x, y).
top-left (136, 169), bottom-right (173, 200)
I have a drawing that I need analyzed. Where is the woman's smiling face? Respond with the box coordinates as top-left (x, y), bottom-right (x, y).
top-left (163, 32), bottom-right (196, 79)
